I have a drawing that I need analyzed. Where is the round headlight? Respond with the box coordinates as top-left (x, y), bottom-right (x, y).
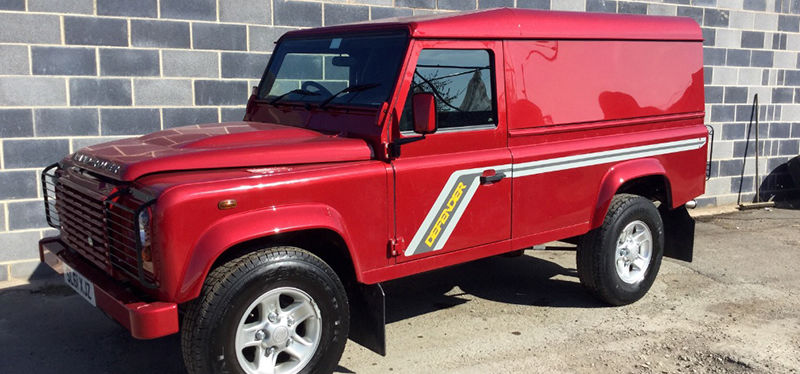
top-left (138, 210), bottom-right (151, 246)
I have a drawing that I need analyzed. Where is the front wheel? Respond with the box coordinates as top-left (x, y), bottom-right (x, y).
top-left (577, 194), bottom-right (664, 305)
top-left (182, 246), bottom-right (350, 374)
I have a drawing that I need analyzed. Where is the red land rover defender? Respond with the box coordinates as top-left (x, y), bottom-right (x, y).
top-left (39, 8), bottom-right (707, 374)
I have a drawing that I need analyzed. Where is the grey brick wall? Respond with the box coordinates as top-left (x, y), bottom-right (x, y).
top-left (0, 0), bottom-right (798, 282)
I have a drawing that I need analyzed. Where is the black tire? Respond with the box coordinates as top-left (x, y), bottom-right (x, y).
top-left (577, 194), bottom-right (664, 306)
top-left (181, 246), bottom-right (350, 374)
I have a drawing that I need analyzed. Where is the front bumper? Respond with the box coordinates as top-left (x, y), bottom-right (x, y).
top-left (39, 237), bottom-right (179, 339)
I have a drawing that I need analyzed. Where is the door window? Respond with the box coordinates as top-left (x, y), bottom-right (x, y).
top-left (399, 49), bottom-right (496, 132)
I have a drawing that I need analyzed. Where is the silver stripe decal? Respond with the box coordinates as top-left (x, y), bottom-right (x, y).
top-left (403, 137), bottom-right (706, 256)
top-left (432, 165), bottom-right (512, 251)
top-left (404, 164), bottom-right (512, 256)
top-left (513, 137), bottom-right (707, 177)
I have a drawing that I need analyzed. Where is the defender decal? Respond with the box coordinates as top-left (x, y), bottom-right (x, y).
top-left (425, 181), bottom-right (467, 247)
top-left (404, 137), bottom-right (706, 257)
top-left (405, 164), bottom-right (513, 256)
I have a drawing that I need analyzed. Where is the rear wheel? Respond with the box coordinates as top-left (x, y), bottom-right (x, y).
top-left (577, 194), bottom-right (664, 305)
top-left (182, 246), bottom-right (349, 374)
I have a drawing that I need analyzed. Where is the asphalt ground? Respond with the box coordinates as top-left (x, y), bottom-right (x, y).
top-left (1, 208), bottom-right (798, 373)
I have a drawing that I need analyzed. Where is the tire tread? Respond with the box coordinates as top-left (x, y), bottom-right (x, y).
top-left (181, 246), bottom-right (347, 374)
top-left (577, 194), bottom-right (659, 305)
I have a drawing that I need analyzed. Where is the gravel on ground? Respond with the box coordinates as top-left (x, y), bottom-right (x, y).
top-left (1, 208), bottom-right (798, 373)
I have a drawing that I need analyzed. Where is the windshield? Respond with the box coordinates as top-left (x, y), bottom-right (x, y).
top-left (258, 32), bottom-right (408, 108)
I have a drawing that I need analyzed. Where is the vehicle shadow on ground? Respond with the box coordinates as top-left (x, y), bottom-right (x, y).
top-left (0, 282), bottom-right (186, 374)
top-left (383, 248), bottom-right (607, 324)
top-left (0, 249), bottom-right (599, 374)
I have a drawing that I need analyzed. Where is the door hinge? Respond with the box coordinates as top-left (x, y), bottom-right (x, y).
top-left (387, 237), bottom-right (404, 257)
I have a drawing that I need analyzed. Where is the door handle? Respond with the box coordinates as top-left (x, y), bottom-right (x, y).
top-left (480, 169), bottom-right (506, 184)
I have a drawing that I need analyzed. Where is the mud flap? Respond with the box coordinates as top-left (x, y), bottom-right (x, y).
top-left (348, 283), bottom-right (386, 356)
top-left (660, 205), bottom-right (694, 262)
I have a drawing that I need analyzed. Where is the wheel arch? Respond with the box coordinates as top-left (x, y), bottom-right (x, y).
top-left (590, 158), bottom-right (672, 229)
top-left (175, 204), bottom-right (361, 303)
top-left (211, 227), bottom-right (357, 284)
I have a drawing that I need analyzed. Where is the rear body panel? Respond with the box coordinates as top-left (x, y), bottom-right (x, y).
top-left (505, 37), bottom-right (706, 247)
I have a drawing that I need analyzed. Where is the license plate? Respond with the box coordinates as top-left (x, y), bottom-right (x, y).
top-left (64, 264), bottom-right (96, 307)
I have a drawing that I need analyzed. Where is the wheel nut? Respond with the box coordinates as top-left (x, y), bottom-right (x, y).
top-left (287, 317), bottom-right (294, 326)
top-left (268, 312), bottom-right (278, 323)
top-left (255, 330), bottom-right (266, 340)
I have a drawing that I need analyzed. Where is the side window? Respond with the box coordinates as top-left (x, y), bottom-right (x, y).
top-left (399, 49), bottom-right (496, 132)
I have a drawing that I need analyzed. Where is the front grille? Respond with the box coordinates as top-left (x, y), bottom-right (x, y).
top-left (43, 163), bottom-right (158, 288)
top-left (57, 180), bottom-right (110, 270)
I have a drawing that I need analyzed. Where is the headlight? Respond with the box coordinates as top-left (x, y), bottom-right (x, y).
top-left (138, 209), bottom-right (153, 272)
top-left (138, 209), bottom-right (151, 247)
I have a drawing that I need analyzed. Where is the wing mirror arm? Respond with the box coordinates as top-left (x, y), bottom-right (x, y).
top-left (389, 134), bottom-right (425, 157)
top-left (389, 93), bottom-right (437, 158)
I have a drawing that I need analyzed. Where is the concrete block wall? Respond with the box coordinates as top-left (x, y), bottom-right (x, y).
top-left (0, 0), bottom-right (798, 282)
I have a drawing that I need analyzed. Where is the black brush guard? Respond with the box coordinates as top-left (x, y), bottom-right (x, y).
top-left (42, 163), bottom-right (159, 289)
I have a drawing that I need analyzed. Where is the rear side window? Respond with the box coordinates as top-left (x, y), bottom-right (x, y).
top-left (399, 49), bottom-right (496, 132)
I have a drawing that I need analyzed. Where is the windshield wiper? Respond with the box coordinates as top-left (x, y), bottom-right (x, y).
top-left (269, 89), bottom-right (320, 105)
top-left (318, 83), bottom-right (381, 109)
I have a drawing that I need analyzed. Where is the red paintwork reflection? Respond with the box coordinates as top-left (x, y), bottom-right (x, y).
top-left (505, 40), bottom-right (704, 128)
top-left (78, 122), bottom-right (373, 181)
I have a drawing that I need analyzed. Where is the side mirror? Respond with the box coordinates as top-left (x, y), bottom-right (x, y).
top-left (412, 93), bottom-right (437, 135)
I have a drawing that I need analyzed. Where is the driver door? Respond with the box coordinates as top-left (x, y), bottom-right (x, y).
top-left (391, 40), bottom-right (512, 262)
